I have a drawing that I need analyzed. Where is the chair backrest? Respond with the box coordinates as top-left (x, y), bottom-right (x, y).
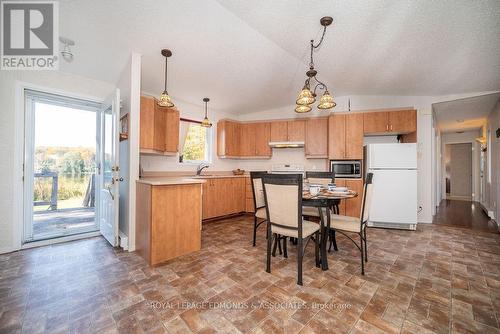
top-left (306, 171), bottom-right (335, 186)
top-left (250, 171), bottom-right (268, 209)
top-left (261, 174), bottom-right (303, 236)
top-left (360, 173), bottom-right (374, 224)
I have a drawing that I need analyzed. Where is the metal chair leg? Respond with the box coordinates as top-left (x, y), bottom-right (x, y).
top-left (266, 226), bottom-right (272, 273)
top-left (283, 237), bottom-right (288, 258)
top-left (272, 233), bottom-right (278, 257)
top-left (360, 233), bottom-right (365, 275)
top-left (297, 237), bottom-right (303, 285)
top-left (314, 231), bottom-right (320, 268)
top-left (364, 227), bottom-right (368, 262)
top-left (252, 216), bottom-right (257, 247)
top-left (331, 229), bottom-right (338, 251)
top-left (278, 235), bottom-right (283, 255)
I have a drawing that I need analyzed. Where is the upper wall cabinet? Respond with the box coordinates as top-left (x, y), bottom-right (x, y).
top-left (218, 120), bottom-right (272, 159)
top-left (140, 96), bottom-right (180, 155)
top-left (217, 120), bottom-right (241, 157)
top-left (328, 113), bottom-right (364, 160)
top-left (305, 118), bottom-right (328, 158)
top-left (270, 120), bottom-right (305, 143)
top-left (363, 109), bottom-right (416, 135)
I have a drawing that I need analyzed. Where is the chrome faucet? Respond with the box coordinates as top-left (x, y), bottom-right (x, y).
top-left (196, 163), bottom-right (210, 176)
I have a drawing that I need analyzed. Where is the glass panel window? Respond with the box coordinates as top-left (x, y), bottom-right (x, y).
top-left (180, 121), bottom-right (212, 164)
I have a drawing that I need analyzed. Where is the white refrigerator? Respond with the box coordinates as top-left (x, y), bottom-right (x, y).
top-left (364, 143), bottom-right (417, 230)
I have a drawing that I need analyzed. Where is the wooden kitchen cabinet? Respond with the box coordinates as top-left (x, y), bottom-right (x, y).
top-left (345, 113), bottom-right (364, 159)
top-left (389, 110), bottom-right (417, 133)
top-left (202, 177), bottom-right (245, 219)
top-left (140, 96), bottom-right (179, 155)
top-left (240, 123), bottom-right (256, 156)
top-left (136, 182), bottom-right (202, 265)
top-left (255, 122), bottom-right (271, 157)
top-left (363, 110), bottom-right (416, 134)
top-left (335, 178), bottom-right (363, 218)
top-left (217, 120), bottom-right (241, 157)
top-left (245, 176), bottom-right (255, 213)
top-left (328, 113), bottom-right (363, 159)
top-left (287, 120), bottom-right (306, 142)
top-left (270, 121), bottom-right (288, 142)
top-left (305, 118), bottom-right (328, 158)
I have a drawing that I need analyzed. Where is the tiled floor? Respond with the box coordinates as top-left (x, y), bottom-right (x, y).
top-left (1, 216), bottom-right (499, 334)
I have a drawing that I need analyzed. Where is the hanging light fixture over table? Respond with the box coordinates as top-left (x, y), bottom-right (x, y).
top-left (158, 49), bottom-right (174, 107)
top-left (295, 16), bottom-right (336, 113)
top-left (201, 98), bottom-right (212, 128)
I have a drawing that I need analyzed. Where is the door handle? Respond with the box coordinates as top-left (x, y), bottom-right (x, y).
top-left (105, 184), bottom-right (114, 200)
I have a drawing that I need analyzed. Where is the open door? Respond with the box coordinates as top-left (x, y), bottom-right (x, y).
top-left (98, 89), bottom-right (120, 246)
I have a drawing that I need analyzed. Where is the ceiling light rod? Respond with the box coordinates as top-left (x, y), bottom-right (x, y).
top-left (201, 97), bottom-right (212, 128)
top-left (158, 49), bottom-right (174, 107)
top-left (295, 16), bottom-right (336, 113)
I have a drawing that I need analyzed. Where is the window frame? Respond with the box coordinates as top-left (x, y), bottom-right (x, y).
top-left (180, 120), bottom-right (213, 165)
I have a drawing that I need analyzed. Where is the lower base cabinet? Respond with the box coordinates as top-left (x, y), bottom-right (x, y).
top-left (202, 177), bottom-right (246, 219)
top-left (136, 182), bottom-right (202, 265)
top-left (336, 178), bottom-right (364, 218)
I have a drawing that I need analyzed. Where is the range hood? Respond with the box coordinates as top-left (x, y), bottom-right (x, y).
top-left (268, 141), bottom-right (305, 148)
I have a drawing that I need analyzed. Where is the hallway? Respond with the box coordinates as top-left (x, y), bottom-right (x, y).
top-left (433, 199), bottom-right (499, 233)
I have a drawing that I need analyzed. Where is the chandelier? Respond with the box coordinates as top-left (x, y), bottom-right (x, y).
top-left (295, 16), bottom-right (336, 113)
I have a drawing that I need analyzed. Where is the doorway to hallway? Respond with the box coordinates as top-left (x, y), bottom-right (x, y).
top-left (433, 199), bottom-right (498, 233)
top-left (444, 143), bottom-right (472, 200)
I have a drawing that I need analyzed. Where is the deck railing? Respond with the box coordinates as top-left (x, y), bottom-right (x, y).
top-left (34, 172), bottom-right (58, 210)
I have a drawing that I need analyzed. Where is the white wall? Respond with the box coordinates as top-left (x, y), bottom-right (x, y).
top-left (440, 130), bottom-right (481, 201)
top-left (0, 71), bottom-right (115, 253)
top-left (484, 101), bottom-right (500, 221)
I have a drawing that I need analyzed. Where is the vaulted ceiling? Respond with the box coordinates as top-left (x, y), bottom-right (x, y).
top-left (58, 0), bottom-right (500, 113)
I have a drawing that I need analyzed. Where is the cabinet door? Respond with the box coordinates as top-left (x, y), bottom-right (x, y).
top-left (345, 113), bottom-right (364, 159)
top-left (255, 122), bottom-right (271, 156)
top-left (234, 178), bottom-right (246, 213)
top-left (270, 121), bottom-right (288, 142)
top-left (202, 180), bottom-right (215, 219)
top-left (140, 96), bottom-right (155, 150)
top-left (328, 114), bottom-right (346, 159)
top-left (389, 110), bottom-right (416, 134)
top-left (226, 121), bottom-right (241, 156)
top-left (153, 105), bottom-right (166, 152)
top-left (240, 123), bottom-right (256, 156)
top-left (305, 118), bottom-right (328, 158)
top-left (287, 120), bottom-right (306, 142)
top-left (335, 179), bottom-right (346, 215)
top-left (345, 179), bottom-right (363, 218)
top-left (165, 109), bottom-right (179, 153)
top-left (363, 112), bottom-right (389, 134)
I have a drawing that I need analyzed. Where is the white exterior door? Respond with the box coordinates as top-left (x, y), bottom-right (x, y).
top-left (98, 89), bottom-right (120, 246)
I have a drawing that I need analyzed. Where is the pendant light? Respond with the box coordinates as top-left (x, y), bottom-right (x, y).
top-left (158, 49), bottom-right (174, 107)
top-left (201, 98), bottom-right (212, 128)
top-left (295, 17), bottom-right (336, 113)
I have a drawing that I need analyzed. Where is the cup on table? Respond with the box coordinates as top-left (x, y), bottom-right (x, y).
top-left (309, 185), bottom-right (321, 196)
top-left (327, 183), bottom-right (336, 191)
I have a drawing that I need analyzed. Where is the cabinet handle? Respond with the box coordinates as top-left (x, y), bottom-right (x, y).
top-left (386, 124), bottom-right (389, 131)
top-left (390, 124), bottom-right (393, 131)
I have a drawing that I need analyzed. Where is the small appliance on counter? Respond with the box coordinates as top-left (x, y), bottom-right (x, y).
top-left (330, 160), bottom-right (362, 178)
top-left (364, 143), bottom-right (417, 230)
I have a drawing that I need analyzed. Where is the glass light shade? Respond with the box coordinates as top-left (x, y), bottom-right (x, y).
top-left (158, 90), bottom-right (174, 107)
top-left (201, 117), bottom-right (212, 128)
top-left (317, 91), bottom-right (336, 109)
top-left (294, 104), bottom-right (312, 113)
top-left (296, 88), bottom-right (315, 105)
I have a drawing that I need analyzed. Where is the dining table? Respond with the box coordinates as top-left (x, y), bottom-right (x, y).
top-left (302, 188), bottom-right (358, 271)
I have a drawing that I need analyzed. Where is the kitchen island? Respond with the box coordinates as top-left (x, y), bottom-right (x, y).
top-left (136, 177), bottom-right (205, 265)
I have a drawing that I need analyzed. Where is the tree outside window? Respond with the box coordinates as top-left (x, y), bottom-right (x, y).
top-left (181, 122), bottom-right (211, 163)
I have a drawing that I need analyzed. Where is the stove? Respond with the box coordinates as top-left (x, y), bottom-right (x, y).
top-left (270, 164), bottom-right (305, 176)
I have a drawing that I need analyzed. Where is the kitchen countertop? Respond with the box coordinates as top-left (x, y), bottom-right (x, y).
top-left (136, 177), bottom-right (207, 186)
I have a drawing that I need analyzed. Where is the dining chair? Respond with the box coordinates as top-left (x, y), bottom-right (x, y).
top-left (302, 171), bottom-right (336, 218)
top-left (261, 173), bottom-right (320, 285)
top-left (250, 171), bottom-right (268, 247)
top-left (329, 173), bottom-right (374, 275)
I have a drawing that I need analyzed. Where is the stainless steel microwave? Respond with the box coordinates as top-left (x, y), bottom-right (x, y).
top-left (330, 160), bottom-right (362, 178)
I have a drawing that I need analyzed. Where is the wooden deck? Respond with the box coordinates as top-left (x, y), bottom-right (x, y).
top-left (33, 207), bottom-right (96, 235)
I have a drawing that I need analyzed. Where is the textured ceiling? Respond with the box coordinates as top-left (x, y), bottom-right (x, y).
top-left (58, 0), bottom-right (500, 113)
top-left (433, 93), bottom-right (500, 132)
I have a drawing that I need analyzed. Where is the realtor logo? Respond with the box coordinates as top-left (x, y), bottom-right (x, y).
top-left (1, 0), bottom-right (58, 70)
